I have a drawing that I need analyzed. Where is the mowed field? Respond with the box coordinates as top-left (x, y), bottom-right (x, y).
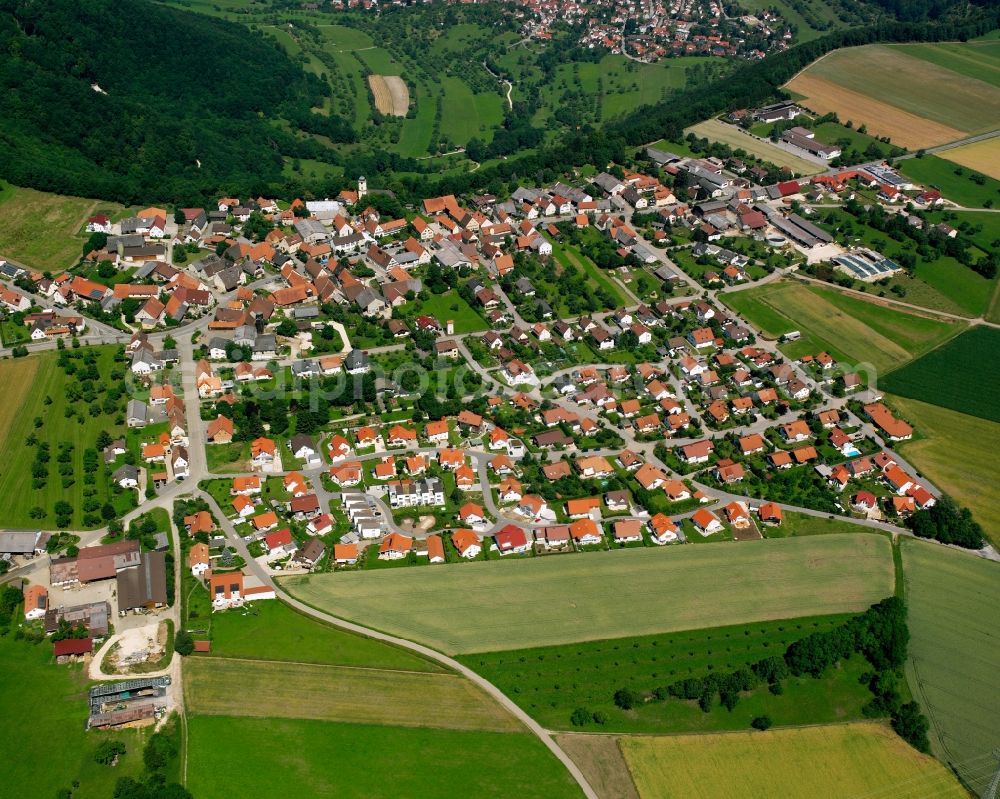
top-left (186, 717), bottom-right (584, 799)
top-left (686, 119), bottom-right (824, 175)
top-left (890, 395), bottom-right (1000, 544)
top-left (882, 327), bottom-right (1000, 423)
top-left (284, 534), bottom-right (894, 654)
top-left (940, 136), bottom-right (1000, 181)
top-left (786, 43), bottom-right (1000, 148)
top-left (722, 282), bottom-right (964, 373)
top-left (184, 656), bottom-right (519, 731)
top-left (0, 181), bottom-right (127, 272)
top-left (620, 722), bottom-right (967, 799)
top-left (902, 539), bottom-right (1000, 794)
top-left (368, 74), bottom-right (408, 116)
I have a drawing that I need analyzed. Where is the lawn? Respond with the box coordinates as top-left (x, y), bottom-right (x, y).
top-left (0, 636), bottom-right (148, 799)
top-left (185, 656), bottom-right (519, 731)
top-left (889, 394), bottom-right (1000, 544)
top-left (686, 119), bottom-right (823, 175)
top-left (900, 154), bottom-right (1000, 209)
top-left (803, 45), bottom-right (1000, 135)
top-left (283, 534), bottom-right (894, 655)
top-left (882, 327), bottom-right (1000, 423)
top-left (902, 538), bottom-right (1000, 795)
top-left (400, 289), bottom-right (488, 333)
top-left (722, 282), bottom-right (964, 373)
top-left (186, 717), bottom-right (584, 799)
top-left (204, 598), bottom-right (440, 671)
top-left (760, 510), bottom-right (871, 538)
top-left (0, 181), bottom-right (126, 272)
top-left (0, 347), bottom-right (128, 528)
top-left (621, 722), bottom-right (966, 799)
top-left (459, 613), bottom-right (863, 732)
top-left (204, 441), bottom-right (250, 473)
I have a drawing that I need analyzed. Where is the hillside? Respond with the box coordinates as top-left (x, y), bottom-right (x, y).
top-left (0, 0), bottom-right (351, 204)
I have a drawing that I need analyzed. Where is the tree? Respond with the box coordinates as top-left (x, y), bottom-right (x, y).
top-left (174, 629), bottom-right (194, 657)
top-left (613, 687), bottom-right (642, 710)
top-left (570, 707), bottom-right (591, 726)
top-left (891, 702), bottom-right (930, 752)
top-left (94, 739), bottom-right (126, 765)
top-left (276, 319), bottom-right (298, 337)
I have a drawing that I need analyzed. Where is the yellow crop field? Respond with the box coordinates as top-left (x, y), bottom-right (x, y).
top-left (942, 137), bottom-right (1000, 181)
top-left (184, 657), bottom-right (520, 732)
top-left (785, 74), bottom-right (965, 149)
top-left (0, 357), bottom-right (39, 455)
top-left (621, 722), bottom-right (967, 799)
top-left (283, 534), bottom-right (893, 654)
top-left (368, 74), bottom-right (409, 116)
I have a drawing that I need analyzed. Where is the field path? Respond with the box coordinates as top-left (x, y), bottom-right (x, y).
top-left (200, 492), bottom-right (600, 799)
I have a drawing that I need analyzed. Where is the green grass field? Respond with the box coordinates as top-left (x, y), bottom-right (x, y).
top-left (400, 289), bottom-right (488, 333)
top-left (186, 717), bottom-right (583, 799)
top-left (805, 45), bottom-right (1000, 135)
top-left (459, 613), bottom-right (868, 732)
top-left (284, 534), bottom-right (893, 655)
top-left (621, 722), bottom-right (967, 799)
top-left (902, 539), bottom-right (1000, 795)
top-left (882, 327), bottom-right (1000, 423)
top-left (185, 656), bottom-right (519, 731)
top-left (0, 347), bottom-right (127, 528)
top-left (0, 181), bottom-right (127, 272)
top-left (0, 636), bottom-right (148, 799)
top-left (892, 41), bottom-right (1000, 88)
top-left (203, 599), bottom-right (441, 670)
top-left (722, 282), bottom-right (964, 372)
top-left (900, 154), bottom-right (1000, 209)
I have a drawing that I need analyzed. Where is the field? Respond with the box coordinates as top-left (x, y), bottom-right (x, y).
top-left (686, 119), bottom-right (824, 175)
top-left (893, 40), bottom-right (1000, 87)
top-left (899, 154), bottom-right (1000, 209)
top-left (0, 636), bottom-right (148, 799)
top-left (902, 539), bottom-right (1000, 794)
top-left (557, 735), bottom-right (640, 799)
top-left (787, 45), bottom-right (1000, 147)
top-left (890, 395), bottom-right (1000, 543)
top-left (882, 327), bottom-right (1000, 423)
top-left (0, 181), bottom-right (126, 272)
top-left (940, 137), bottom-right (1000, 181)
top-left (184, 656), bottom-right (519, 731)
top-left (721, 282), bottom-right (964, 373)
top-left (620, 722), bottom-right (967, 799)
top-left (283, 534), bottom-right (894, 655)
top-left (458, 614), bottom-right (878, 733)
top-left (0, 348), bottom-right (128, 528)
top-left (368, 74), bottom-right (409, 116)
top-left (203, 598), bottom-right (441, 670)
top-left (186, 717), bottom-right (583, 799)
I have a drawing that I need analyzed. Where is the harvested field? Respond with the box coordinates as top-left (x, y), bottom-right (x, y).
top-left (785, 73), bottom-right (965, 149)
top-left (557, 734), bottom-right (639, 799)
top-left (902, 539), bottom-right (1000, 794)
top-left (283, 534), bottom-right (893, 654)
top-left (183, 657), bottom-right (519, 732)
top-left (368, 74), bottom-right (408, 116)
top-left (942, 137), bottom-right (1000, 181)
top-left (686, 118), bottom-right (823, 175)
top-left (620, 722), bottom-right (967, 799)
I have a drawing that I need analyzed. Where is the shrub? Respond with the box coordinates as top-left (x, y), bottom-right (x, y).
top-left (174, 630), bottom-right (194, 657)
top-left (751, 715), bottom-right (773, 731)
top-left (570, 707), bottom-right (591, 726)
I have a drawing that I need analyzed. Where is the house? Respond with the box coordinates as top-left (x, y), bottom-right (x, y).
top-left (206, 415), bottom-right (234, 444)
top-left (264, 528), bottom-right (296, 558)
top-left (459, 502), bottom-right (487, 526)
top-left (112, 464), bottom-right (139, 490)
top-left (251, 437), bottom-right (277, 471)
top-left (290, 434), bottom-right (320, 466)
top-left (781, 420), bottom-right (812, 442)
top-left (758, 502), bottom-right (783, 526)
top-left (690, 508), bottom-right (724, 535)
top-left (117, 552), bottom-right (168, 613)
top-left (378, 533), bottom-right (413, 561)
top-left (422, 534), bottom-right (445, 564)
top-left (494, 524), bottom-right (530, 555)
top-left (723, 501), bottom-right (751, 528)
top-left (864, 403), bottom-right (913, 441)
top-left (451, 529), bottom-right (482, 559)
top-left (189, 543), bottom-right (210, 577)
top-left (569, 518), bottom-right (603, 546)
top-left (252, 511), bottom-right (279, 532)
top-left (23, 585), bottom-right (48, 620)
top-left (575, 456), bottom-right (614, 479)
top-left (612, 519), bottom-right (644, 544)
top-left (232, 475), bottom-right (262, 495)
top-left (680, 440), bottom-right (714, 464)
top-left (649, 513), bottom-right (679, 544)
top-left (295, 539), bottom-right (326, 569)
top-left (715, 459), bottom-right (745, 484)
top-left (333, 544), bottom-right (359, 565)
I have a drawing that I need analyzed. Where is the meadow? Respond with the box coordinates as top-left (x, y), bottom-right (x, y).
top-left (882, 327), bottom-right (1000, 423)
top-left (0, 347), bottom-right (128, 529)
top-left (797, 44), bottom-right (1000, 137)
top-left (621, 722), bottom-right (967, 799)
top-left (892, 40), bottom-right (1000, 87)
top-left (184, 656), bottom-right (519, 731)
top-left (202, 598), bottom-right (441, 670)
top-left (0, 636), bottom-right (148, 799)
top-left (686, 119), bottom-right (824, 175)
top-left (902, 539), bottom-right (1000, 795)
top-left (459, 613), bottom-right (870, 732)
top-left (283, 534), bottom-right (894, 655)
top-left (0, 181), bottom-right (127, 272)
top-left (721, 282), bottom-right (964, 373)
top-left (186, 717), bottom-right (584, 799)
top-left (899, 154), bottom-right (1000, 209)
